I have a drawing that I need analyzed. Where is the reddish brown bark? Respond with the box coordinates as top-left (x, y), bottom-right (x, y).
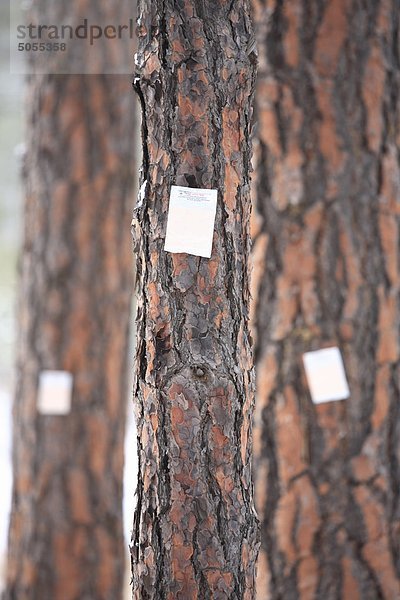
top-left (251, 1), bottom-right (400, 598)
top-left (4, 73), bottom-right (135, 600)
top-left (131, 0), bottom-right (259, 597)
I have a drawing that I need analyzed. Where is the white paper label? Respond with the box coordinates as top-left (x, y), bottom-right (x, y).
top-left (164, 185), bottom-right (218, 258)
top-left (37, 370), bottom-right (73, 415)
top-left (302, 347), bottom-right (350, 404)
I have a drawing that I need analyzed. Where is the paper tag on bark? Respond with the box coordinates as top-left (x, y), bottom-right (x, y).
top-left (164, 185), bottom-right (218, 258)
top-left (37, 371), bottom-right (73, 415)
top-left (302, 347), bottom-right (350, 404)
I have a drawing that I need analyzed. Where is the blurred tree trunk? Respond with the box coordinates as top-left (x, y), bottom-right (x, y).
top-left (4, 71), bottom-right (135, 600)
top-left (130, 0), bottom-right (259, 597)
top-left (251, 0), bottom-right (400, 598)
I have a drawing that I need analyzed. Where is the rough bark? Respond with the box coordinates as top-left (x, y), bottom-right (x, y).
top-left (131, 1), bottom-right (259, 597)
top-left (251, 0), bottom-right (400, 598)
top-left (4, 72), bottom-right (135, 600)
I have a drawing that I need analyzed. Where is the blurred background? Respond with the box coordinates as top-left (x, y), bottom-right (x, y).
top-left (0, 1), bottom-right (139, 595)
top-left (0, 0), bottom-right (24, 581)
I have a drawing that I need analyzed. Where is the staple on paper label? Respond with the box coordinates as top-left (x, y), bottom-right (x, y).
top-left (164, 185), bottom-right (218, 258)
top-left (37, 370), bottom-right (73, 415)
top-left (302, 347), bottom-right (350, 404)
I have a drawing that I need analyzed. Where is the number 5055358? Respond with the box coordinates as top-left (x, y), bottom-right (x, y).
top-left (18, 42), bottom-right (67, 51)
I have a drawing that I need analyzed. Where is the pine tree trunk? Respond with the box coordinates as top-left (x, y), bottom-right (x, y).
top-left (251, 1), bottom-right (400, 598)
top-left (131, 1), bottom-right (259, 597)
top-left (4, 72), bottom-right (135, 599)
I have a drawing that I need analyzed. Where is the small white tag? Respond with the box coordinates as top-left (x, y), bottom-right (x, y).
top-left (37, 370), bottom-right (73, 415)
top-left (136, 180), bottom-right (147, 209)
top-left (164, 185), bottom-right (218, 258)
top-left (302, 347), bottom-right (350, 404)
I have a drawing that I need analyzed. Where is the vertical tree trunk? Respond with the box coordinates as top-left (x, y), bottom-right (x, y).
top-left (4, 71), bottom-right (135, 600)
top-left (131, 1), bottom-right (259, 597)
top-left (251, 0), bottom-right (400, 598)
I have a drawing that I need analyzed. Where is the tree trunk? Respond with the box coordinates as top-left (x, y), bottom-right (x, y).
top-left (131, 1), bottom-right (259, 597)
top-left (4, 72), bottom-right (135, 599)
top-left (251, 0), bottom-right (400, 598)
